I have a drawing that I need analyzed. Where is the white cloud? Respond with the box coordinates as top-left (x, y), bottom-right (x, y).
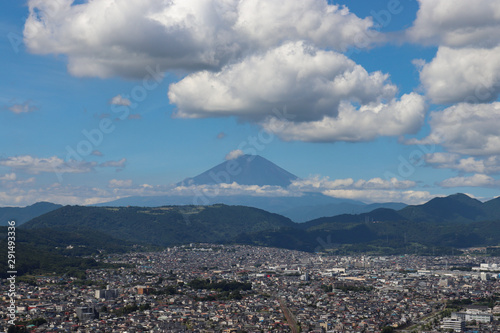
top-left (108, 179), bottom-right (133, 188)
top-left (425, 153), bottom-right (500, 174)
top-left (0, 181), bottom-right (177, 207)
top-left (353, 177), bottom-right (416, 190)
top-left (110, 95), bottom-right (131, 106)
top-left (414, 103), bottom-right (500, 156)
top-left (418, 47), bottom-right (500, 104)
top-left (170, 41), bottom-right (398, 122)
top-left (225, 149), bottom-right (244, 160)
top-left (262, 93), bottom-right (426, 142)
top-left (290, 176), bottom-right (416, 192)
top-left (0, 155), bottom-right (127, 175)
top-left (322, 189), bottom-right (436, 205)
top-left (288, 176), bottom-right (428, 204)
top-left (407, 0), bottom-right (500, 105)
top-left (169, 42), bottom-right (426, 142)
top-left (424, 152), bottom-right (460, 165)
top-left (440, 174), bottom-right (499, 188)
top-left (0, 155), bottom-right (96, 174)
top-left (290, 176), bottom-right (354, 191)
top-left (0, 173), bottom-right (16, 181)
top-left (407, 0), bottom-right (500, 48)
top-left (172, 182), bottom-right (295, 198)
top-left (99, 158), bottom-right (127, 169)
top-left (24, 0), bottom-right (374, 78)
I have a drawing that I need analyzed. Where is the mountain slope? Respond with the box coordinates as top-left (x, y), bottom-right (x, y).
top-left (178, 154), bottom-right (298, 187)
top-left (398, 193), bottom-right (487, 223)
top-left (22, 204), bottom-right (295, 247)
top-left (96, 192), bottom-right (366, 222)
top-left (0, 226), bottom-right (135, 278)
top-left (279, 201), bottom-right (407, 223)
top-left (0, 202), bottom-right (62, 226)
top-left (19, 193), bottom-right (500, 254)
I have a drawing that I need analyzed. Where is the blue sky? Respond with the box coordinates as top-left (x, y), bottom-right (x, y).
top-left (1, 0), bottom-right (500, 206)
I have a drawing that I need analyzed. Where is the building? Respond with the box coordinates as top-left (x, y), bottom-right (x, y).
top-left (95, 288), bottom-right (119, 299)
top-left (136, 285), bottom-right (153, 295)
top-left (76, 305), bottom-right (99, 322)
top-left (473, 263), bottom-right (500, 271)
top-left (441, 317), bottom-right (465, 332)
top-left (452, 308), bottom-right (492, 323)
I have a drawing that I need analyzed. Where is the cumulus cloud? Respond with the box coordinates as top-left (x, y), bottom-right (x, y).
top-left (407, 0), bottom-right (500, 48)
top-left (170, 42), bottom-right (398, 122)
top-left (412, 103), bottom-right (500, 156)
top-left (262, 93), bottom-right (426, 142)
top-left (23, 1), bottom-right (426, 143)
top-left (425, 153), bottom-right (500, 174)
top-left (169, 42), bottom-right (426, 142)
top-left (440, 174), bottom-right (499, 188)
top-left (418, 47), bottom-right (500, 104)
top-left (110, 95), bottom-right (131, 106)
top-left (225, 149), bottom-right (244, 160)
top-left (408, 0), bottom-right (500, 104)
top-left (24, 0), bottom-right (374, 78)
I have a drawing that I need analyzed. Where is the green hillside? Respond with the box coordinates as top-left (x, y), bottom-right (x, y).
top-left (21, 204), bottom-right (295, 246)
top-left (0, 202), bottom-right (62, 226)
top-left (0, 227), bottom-right (134, 278)
top-left (15, 194), bottom-right (500, 256)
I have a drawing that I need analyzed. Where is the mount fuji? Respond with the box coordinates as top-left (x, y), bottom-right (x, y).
top-left (98, 155), bottom-right (406, 221)
top-left (178, 154), bottom-right (298, 187)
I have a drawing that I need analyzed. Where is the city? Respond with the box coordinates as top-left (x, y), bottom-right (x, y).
top-left (2, 244), bottom-right (499, 332)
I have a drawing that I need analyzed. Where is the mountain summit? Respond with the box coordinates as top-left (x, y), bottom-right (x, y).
top-left (97, 154), bottom-right (404, 221)
top-left (178, 154), bottom-right (298, 187)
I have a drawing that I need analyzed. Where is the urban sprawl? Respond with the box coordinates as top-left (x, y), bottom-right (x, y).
top-left (2, 245), bottom-right (500, 332)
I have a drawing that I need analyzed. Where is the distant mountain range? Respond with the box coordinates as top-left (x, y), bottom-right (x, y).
top-left (20, 193), bottom-right (500, 255)
top-left (98, 154), bottom-right (407, 222)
